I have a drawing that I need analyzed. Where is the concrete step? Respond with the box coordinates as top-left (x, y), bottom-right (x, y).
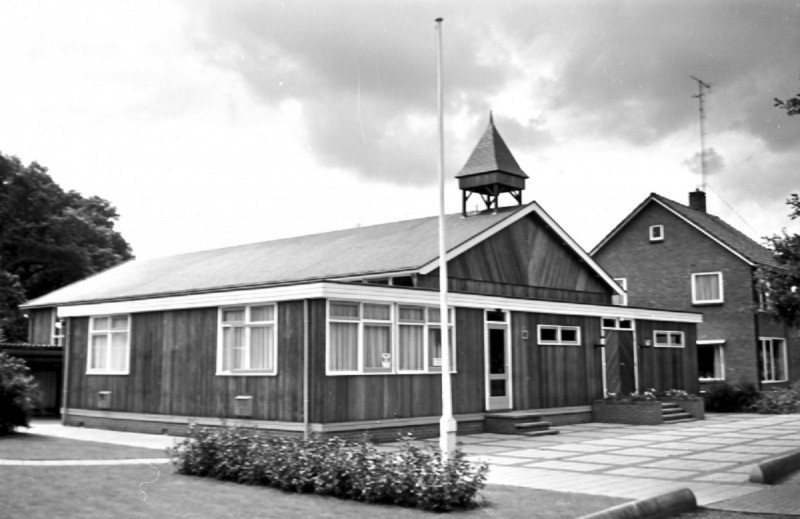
top-left (663, 413), bottom-right (693, 422)
top-left (662, 417), bottom-right (697, 424)
top-left (662, 408), bottom-right (688, 416)
top-left (520, 429), bottom-right (560, 437)
top-left (515, 421), bottom-right (554, 432)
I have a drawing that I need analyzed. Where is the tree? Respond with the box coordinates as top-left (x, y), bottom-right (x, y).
top-left (775, 92), bottom-right (800, 116)
top-left (0, 152), bottom-right (133, 341)
top-left (761, 194), bottom-right (800, 327)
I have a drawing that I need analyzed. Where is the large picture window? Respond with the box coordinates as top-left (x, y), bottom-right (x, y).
top-left (327, 300), bottom-right (454, 375)
top-left (218, 304), bottom-right (277, 375)
top-left (692, 272), bottom-right (724, 304)
top-left (759, 338), bottom-right (788, 383)
top-left (87, 315), bottom-right (130, 374)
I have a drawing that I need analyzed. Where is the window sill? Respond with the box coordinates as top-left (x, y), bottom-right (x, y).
top-left (216, 372), bottom-right (277, 377)
top-left (699, 377), bottom-right (724, 382)
top-left (86, 371), bottom-right (129, 376)
top-left (326, 370), bottom-right (457, 376)
top-left (692, 301), bottom-right (724, 306)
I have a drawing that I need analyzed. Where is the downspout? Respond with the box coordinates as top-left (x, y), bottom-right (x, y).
top-left (303, 299), bottom-right (309, 440)
top-left (61, 316), bottom-right (70, 425)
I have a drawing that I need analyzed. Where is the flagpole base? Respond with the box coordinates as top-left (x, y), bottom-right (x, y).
top-left (439, 415), bottom-right (458, 458)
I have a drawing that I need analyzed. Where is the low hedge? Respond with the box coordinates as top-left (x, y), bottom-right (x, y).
top-left (0, 351), bottom-right (40, 435)
top-left (750, 381), bottom-right (800, 414)
top-left (170, 426), bottom-right (488, 512)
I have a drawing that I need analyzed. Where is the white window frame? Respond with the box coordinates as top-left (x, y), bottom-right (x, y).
top-left (697, 340), bottom-right (725, 381)
top-left (86, 314), bottom-right (130, 375)
top-left (216, 304), bottom-right (278, 376)
top-left (692, 272), bottom-right (724, 304)
top-left (51, 314), bottom-right (64, 347)
top-left (326, 300), bottom-right (455, 376)
top-left (649, 225), bottom-right (664, 242)
top-left (759, 337), bottom-right (788, 383)
top-left (654, 330), bottom-right (684, 348)
top-left (602, 317), bottom-right (633, 330)
top-left (537, 325), bottom-right (581, 346)
top-left (612, 277), bottom-right (628, 306)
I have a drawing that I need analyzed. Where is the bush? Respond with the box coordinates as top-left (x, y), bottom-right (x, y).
top-left (171, 426), bottom-right (488, 511)
top-left (703, 382), bottom-right (760, 412)
top-left (0, 351), bottom-right (40, 435)
top-left (750, 382), bottom-right (800, 414)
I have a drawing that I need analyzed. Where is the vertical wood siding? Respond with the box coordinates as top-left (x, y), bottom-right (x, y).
top-left (636, 320), bottom-right (698, 394)
top-left (28, 308), bottom-right (55, 344)
top-left (511, 313), bottom-right (604, 409)
top-left (421, 213), bottom-right (612, 304)
top-left (66, 303), bottom-right (305, 422)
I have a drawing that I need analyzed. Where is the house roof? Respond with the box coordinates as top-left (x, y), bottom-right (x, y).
top-left (23, 202), bottom-right (623, 309)
top-left (0, 342), bottom-right (62, 351)
top-left (456, 114), bottom-right (528, 179)
top-left (591, 192), bottom-right (781, 269)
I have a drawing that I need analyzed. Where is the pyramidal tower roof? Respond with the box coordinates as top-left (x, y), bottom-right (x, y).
top-left (456, 113), bottom-right (528, 179)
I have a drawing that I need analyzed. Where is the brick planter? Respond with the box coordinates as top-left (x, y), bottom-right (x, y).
top-left (593, 399), bottom-right (704, 425)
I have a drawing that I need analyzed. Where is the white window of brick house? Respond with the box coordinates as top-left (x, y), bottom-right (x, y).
top-left (758, 337), bottom-right (788, 383)
top-left (692, 272), bottom-right (724, 304)
top-left (87, 315), bottom-right (130, 374)
top-left (649, 225), bottom-right (664, 242)
top-left (612, 278), bottom-right (628, 306)
top-left (697, 340), bottom-right (725, 381)
top-left (654, 330), bottom-right (684, 348)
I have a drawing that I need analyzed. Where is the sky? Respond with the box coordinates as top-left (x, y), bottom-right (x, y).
top-left (1, 0), bottom-right (799, 260)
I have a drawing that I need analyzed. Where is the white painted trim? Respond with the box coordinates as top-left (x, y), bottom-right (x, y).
top-left (484, 311), bottom-right (512, 411)
top-left (691, 271), bottom-right (725, 305)
top-left (653, 330), bottom-right (685, 348)
top-left (537, 324), bottom-right (581, 346)
top-left (696, 339), bottom-right (726, 345)
top-left (649, 224), bottom-right (664, 242)
top-left (56, 281), bottom-right (702, 324)
top-left (216, 304), bottom-right (278, 376)
top-left (86, 314), bottom-right (131, 375)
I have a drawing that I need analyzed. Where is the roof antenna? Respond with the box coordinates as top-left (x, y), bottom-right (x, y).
top-left (690, 76), bottom-right (711, 191)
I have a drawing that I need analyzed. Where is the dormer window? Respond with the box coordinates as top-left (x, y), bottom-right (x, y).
top-left (649, 225), bottom-right (664, 242)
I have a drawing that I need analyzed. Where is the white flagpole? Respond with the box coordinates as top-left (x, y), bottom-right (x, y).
top-left (435, 17), bottom-right (457, 459)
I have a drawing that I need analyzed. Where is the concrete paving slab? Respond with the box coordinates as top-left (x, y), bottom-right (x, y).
top-left (613, 447), bottom-right (692, 458)
top-left (567, 453), bottom-right (656, 465)
top-left (502, 448), bottom-right (578, 459)
top-left (524, 460), bottom-right (613, 472)
top-left (643, 458), bottom-right (735, 472)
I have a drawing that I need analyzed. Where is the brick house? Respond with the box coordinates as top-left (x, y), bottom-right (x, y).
top-left (591, 190), bottom-right (798, 391)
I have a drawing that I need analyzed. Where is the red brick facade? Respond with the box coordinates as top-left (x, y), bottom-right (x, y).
top-left (593, 196), bottom-right (798, 389)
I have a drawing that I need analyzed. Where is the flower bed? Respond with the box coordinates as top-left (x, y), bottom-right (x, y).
top-left (592, 389), bottom-right (704, 425)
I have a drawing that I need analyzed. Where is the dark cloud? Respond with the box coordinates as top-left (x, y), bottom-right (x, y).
top-left (186, 0), bottom-right (800, 186)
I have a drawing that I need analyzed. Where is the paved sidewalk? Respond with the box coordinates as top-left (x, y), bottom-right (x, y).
top-left (384, 413), bottom-right (800, 512)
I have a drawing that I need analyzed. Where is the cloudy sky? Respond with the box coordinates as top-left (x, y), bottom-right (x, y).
top-left (1, 0), bottom-right (798, 259)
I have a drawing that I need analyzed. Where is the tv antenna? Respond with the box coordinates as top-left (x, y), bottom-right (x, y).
top-left (691, 76), bottom-right (711, 190)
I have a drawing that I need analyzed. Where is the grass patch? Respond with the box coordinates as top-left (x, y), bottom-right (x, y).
top-left (0, 433), bottom-right (167, 460)
top-left (0, 465), bottom-right (628, 518)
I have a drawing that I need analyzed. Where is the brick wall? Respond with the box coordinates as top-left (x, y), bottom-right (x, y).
top-left (592, 401), bottom-right (663, 425)
top-left (594, 201), bottom-right (760, 385)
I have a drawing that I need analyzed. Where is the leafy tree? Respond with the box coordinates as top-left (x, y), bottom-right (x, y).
top-left (0, 152), bottom-right (133, 341)
top-left (761, 194), bottom-right (800, 327)
top-left (774, 92), bottom-right (800, 116)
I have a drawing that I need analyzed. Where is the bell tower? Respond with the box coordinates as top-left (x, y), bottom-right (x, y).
top-left (456, 113), bottom-right (528, 216)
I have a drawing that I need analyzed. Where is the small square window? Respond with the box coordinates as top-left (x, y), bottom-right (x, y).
top-left (649, 225), bottom-right (664, 242)
top-left (654, 330), bottom-right (684, 348)
top-left (692, 272), bottom-right (724, 304)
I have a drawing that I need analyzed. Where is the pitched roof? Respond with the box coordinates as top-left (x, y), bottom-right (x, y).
top-left (591, 192), bottom-right (781, 269)
top-left (456, 114), bottom-right (528, 179)
top-left (20, 205), bottom-right (524, 307)
top-left (24, 202), bottom-right (624, 309)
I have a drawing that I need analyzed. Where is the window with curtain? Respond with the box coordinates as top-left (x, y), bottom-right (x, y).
top-left (759, 338), bottom-right (787, 383)
top-left (698, 342), bottom-right (725, 380)
top-left (218, 304), bottom-right (276, 375)
top-left (329, 301), bottom-right (455, 375)
top-left (87, 315), bottom-right (130, 374)
top-left (692, 272), bottom-right (724, 304)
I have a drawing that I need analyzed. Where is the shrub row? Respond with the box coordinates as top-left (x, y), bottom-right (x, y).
top-left (170, 426), bottom-right (488, 512)
top-left (703, 382), bottom-right (760, 412)
top-left (750, 381), bottom-right (800, 414)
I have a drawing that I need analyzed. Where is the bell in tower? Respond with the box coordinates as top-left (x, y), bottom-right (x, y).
top-left (456, 113), bottom-right (528, 216)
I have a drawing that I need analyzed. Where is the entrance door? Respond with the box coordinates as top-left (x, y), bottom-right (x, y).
top-left (486, 326), bottom-right (511, 410)
top-left (605, 330), bottom-right (636, 395)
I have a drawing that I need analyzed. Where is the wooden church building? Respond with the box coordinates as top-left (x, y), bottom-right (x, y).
top-left (22, 118), bottom-right (701, 439)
